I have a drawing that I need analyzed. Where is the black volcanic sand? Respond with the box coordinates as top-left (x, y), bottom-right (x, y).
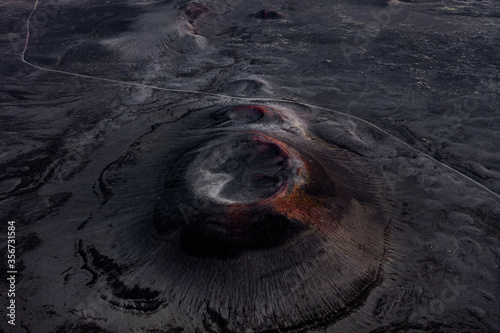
top-left (17, 0), bottom-right (500, 194)
top-left (0, 80), bottom-right (498, 332)
top-left (0, 0), bottom-right (499, 332)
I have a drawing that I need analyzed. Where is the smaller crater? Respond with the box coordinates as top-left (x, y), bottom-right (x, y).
top-left (254, 9), bottom-right (284, 20)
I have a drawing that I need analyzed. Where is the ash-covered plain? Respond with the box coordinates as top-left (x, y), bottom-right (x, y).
top-left (0, 0), bottom-right (499, 332)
